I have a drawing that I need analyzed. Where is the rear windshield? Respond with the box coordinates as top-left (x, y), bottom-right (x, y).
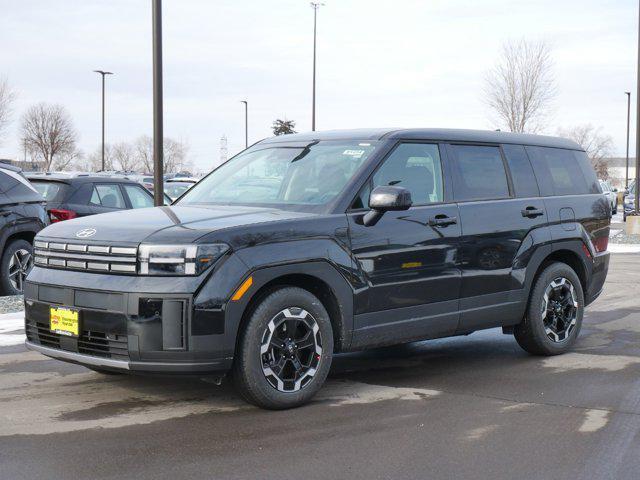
top-left (32, 181), bottom-right (66, 201)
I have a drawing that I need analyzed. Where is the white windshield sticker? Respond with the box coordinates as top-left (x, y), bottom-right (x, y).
top-left (343, 149), bottom-right (365, 158)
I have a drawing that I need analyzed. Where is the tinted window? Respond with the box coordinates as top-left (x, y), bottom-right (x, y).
top-left (90, 184), bottom-right (126, 209)
top-left (526, 147), bottom-right (595, 196)
top-left (371, 143), bottom-right (443, 205)
top-left (450, 145), bottom-right (510, 201)
top-left (573, 151), bottom-right (601, 194)
top-left (502, 144), bottom-right (539, 198)
top-left (124, 185), bottom-right (154, 208)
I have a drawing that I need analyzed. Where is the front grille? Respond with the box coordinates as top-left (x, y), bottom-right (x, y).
top-left (33, 240), bottom-right (137, 274)
top-left (26, 318), bottom-right (129, 360)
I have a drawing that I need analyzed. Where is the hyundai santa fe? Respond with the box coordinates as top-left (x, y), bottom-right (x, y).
top-left (24, 129), bottom-right (610, 409)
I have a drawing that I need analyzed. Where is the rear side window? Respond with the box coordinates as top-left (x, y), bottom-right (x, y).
top-left (450, 145), bottom-right (510, 201)
top-left (371, 143), bottom-right (444, 205)
top-left (90, 184), bottom-right (126, 209)
top-left (0, 169), bottom-right (42, 203)
top-left (525, 147), bottom-right (597, 196)
top-left (501, 144), bottom-right (539, 198)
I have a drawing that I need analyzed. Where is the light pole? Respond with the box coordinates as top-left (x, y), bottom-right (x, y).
top-left (626, 92), bottom-right (631, 189)
top-left (310, 2), bottom-right (324, 131)
top-left (152, 0), bottom-right (164, 206)
top-left (636, 0), bottom-right (640, 215)
top-left (241, 100), bottom-right (248, 149)
top-left (93, 70), bottom-right (113, 171)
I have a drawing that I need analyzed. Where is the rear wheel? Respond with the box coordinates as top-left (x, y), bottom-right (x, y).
top-left (233, 287), bottom-right (333, 409)
top-left (0, 239), bottom-right (34, 296)
top-left (514, 262), bottom-right (584, 356)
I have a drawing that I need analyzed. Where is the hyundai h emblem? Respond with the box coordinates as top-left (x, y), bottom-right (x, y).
top-left (75, 228), bottom-right (97, 238)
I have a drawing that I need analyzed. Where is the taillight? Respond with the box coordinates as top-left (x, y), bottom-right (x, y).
top-left (48, 209), bottom-right (77, 223)
top-left (593, 236), bottom-right (609, 253)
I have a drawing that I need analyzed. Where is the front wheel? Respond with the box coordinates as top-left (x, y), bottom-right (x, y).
top-left (0, 239), bottom-right (34, 295)
top-left (514, 262), bottom-right (584, 356)
top-left (233, 287), bottom-right (333, 409)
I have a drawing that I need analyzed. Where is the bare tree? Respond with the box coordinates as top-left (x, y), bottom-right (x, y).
top-left (0, 77), bottom-right (16, 145)
top-left (112, 142), bottom-right (139, 171)
top-left (484, 39), bottom-right (556, 133)
top-left (52, 148), bottom-right (83, 171)
top-left (164, 138), bottom-right (190, 173)
top-left (557, 124), bottom-right (613, 180)
top-left (134, 135), bottom-right (190, 174)
top-left (20, 103), bottom-right (78, 171)
top-left (134, 135), bottom-right (154, 173)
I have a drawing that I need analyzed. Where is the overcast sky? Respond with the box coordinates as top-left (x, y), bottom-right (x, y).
top-left (0, 0), bottom-right (636, 172)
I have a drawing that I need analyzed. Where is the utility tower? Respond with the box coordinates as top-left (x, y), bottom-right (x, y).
top-left (219, 135), bottom-right (228, 166)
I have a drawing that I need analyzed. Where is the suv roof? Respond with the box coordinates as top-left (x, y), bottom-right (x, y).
top-left (258, 128), bottom-right (583, 150)
top-left (26, 174), bottom-right (142, 185)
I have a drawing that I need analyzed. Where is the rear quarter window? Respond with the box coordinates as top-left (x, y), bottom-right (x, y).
top-left (525, 146), bottom-right (597, 196)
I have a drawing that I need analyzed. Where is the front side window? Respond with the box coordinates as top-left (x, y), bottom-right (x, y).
top-left (450, 145), bottom-right (510, 201)
top-left (371, 143), bottom-right (444, 205)
top-left (124, 185), bottom-right (154, 208)
top-left (179, 141), bottom-right (377, 208)
top-left (90, 184), bottom-right (126, 209)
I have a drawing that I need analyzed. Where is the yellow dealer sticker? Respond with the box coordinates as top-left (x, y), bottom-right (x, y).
top-left (50, 307), bottom-right (79, 337)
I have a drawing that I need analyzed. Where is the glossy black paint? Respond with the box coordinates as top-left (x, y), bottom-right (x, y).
top-left (23, 128), bottom-right (610, 373)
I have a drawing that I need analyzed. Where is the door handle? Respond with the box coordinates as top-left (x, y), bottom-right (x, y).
top-left (428, 215), bottom-right (457, 227)
top-left (521, 207), bottom-right (544, 218)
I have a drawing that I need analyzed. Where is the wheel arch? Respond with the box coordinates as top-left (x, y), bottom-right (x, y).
top-left (228, 261), bottom-right (354, 353)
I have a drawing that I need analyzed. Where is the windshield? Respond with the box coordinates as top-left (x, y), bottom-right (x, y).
top-left (179, 141), bottom-right (377, 208)
top-left (164, 182), bottom-right (192, 200)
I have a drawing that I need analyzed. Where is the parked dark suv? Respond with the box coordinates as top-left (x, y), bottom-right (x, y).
top-left (26, 174), bottom-right (163, 222)
top-left (24, 129), bottom-right (610, 409)
top-left (0, 164), bottom-right (47, 295)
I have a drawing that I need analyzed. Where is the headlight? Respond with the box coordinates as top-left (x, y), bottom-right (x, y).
top-left (138, 243), bottom-right (229, 276)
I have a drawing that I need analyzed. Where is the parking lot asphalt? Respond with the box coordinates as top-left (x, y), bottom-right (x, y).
top-left (1, 254), bottom-right (639, 480)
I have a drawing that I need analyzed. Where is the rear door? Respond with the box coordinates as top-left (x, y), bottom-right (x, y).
top-left (347, 142), bottom-right (462, 347)
top-left (448, 143), bottom-right (549, 332)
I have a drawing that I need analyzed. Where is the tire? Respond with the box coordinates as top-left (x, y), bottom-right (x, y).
top-left (514, 262), bottom-right (584, 356)
top-left (233, 287), bottom-right (334, 409)
top-left (87, 367), bottom-right (124, 375)
top-left (0, 239), bottom-right (34, 296)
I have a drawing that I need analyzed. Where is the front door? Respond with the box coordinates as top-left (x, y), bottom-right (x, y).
top-left (347, 142), bottom-right (462, 348)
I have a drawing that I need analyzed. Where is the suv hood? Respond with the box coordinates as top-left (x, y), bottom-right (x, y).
top-left (37, 205), bottom-right (315, 245)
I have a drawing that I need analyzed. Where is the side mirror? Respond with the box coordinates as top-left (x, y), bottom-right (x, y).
top-left (363, 185), bottom-right (412, 227)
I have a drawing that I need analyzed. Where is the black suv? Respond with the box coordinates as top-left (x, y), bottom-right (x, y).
top-left (24, 129), bottom-right (610, 409)
top-left (26, 174), bottom-right (163, 222)
top-left (0, 164), bottom-right (47, 295)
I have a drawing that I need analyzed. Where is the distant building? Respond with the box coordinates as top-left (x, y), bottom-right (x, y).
top-left (0, 158), bottom-right (44, 172)
top-left (604, 157), bottom-right (636, 188)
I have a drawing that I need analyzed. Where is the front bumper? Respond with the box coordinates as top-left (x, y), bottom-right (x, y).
top-left (25, 341), bottom-right (229, 373)
top-left (23, 267), bottom-right (234, 374)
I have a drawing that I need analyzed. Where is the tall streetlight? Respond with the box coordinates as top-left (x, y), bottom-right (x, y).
top-left (626, 92), bottom-right (631, 189)
top-left (152, 0), bottom-right (164, 206)
top-left (93, 70), bottom-right (114, 171)
top-left (241, 100), bottom-right (248, 149)
top-left (636, 0), bottom-right (640, 216)
top-left (310, 2), bottom-right (324, 131)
